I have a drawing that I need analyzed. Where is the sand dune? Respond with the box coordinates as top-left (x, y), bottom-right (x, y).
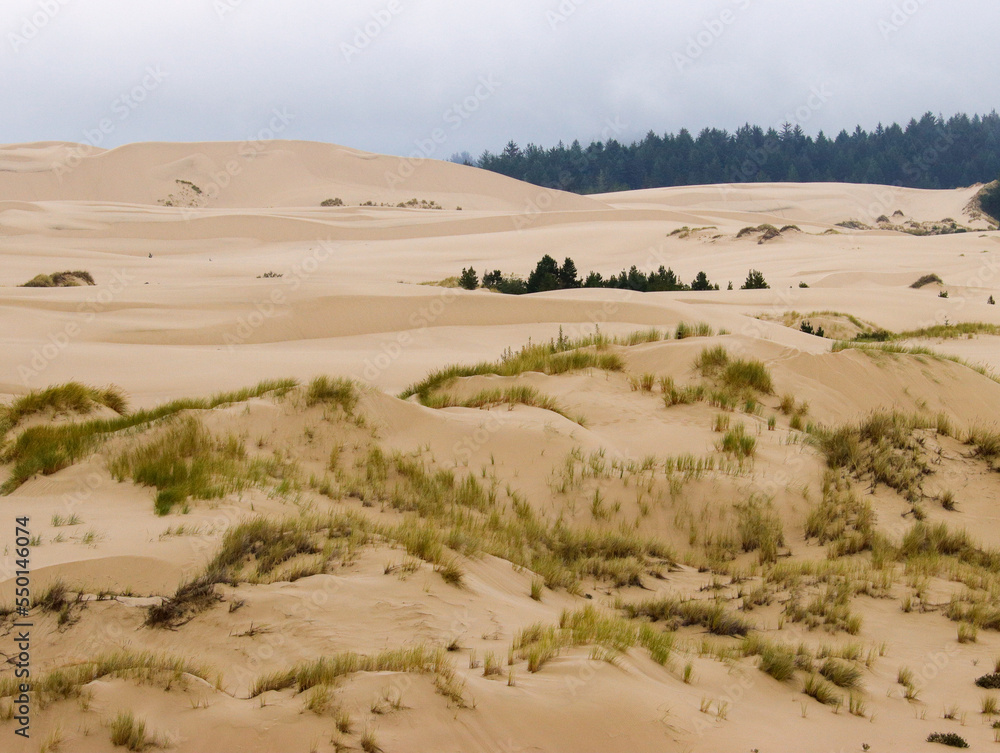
top-left (2, 141), bottom-right (1000, 752)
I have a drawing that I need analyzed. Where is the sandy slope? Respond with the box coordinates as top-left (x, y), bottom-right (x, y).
top-left (1, 141), bottom-right (1000, 753)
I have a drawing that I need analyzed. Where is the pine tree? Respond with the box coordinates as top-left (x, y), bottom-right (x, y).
top-left (690, 271), bottom-right (714, 291)
top-left (558, 257), bottom-right (581, 288)
top-left (741, 269), bottom-right (770, 290)
top-left (526, 255), bottom-right (561, 293)
top-left (459, 267), bottom-right (479, 290)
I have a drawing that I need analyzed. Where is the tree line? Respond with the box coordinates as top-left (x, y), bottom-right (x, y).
top-left (459, 256), bottom-right (769, 294)
top-left (460, 111), bottom-right (1000, 194)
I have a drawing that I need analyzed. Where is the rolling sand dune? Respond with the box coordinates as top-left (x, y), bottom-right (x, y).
top-left (2, 141), bottom-right (1000, 752)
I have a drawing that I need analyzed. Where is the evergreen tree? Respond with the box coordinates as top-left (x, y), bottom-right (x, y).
top-left (459, 267), bottom-right (479, 290)
top-left (741, 270), bottom-right (770, 290)
top-left (690, 271), bottom-right (714, 291)
top-left (558, 257), bottom-right (581, 288)
top-left (647, 266), bottom-right (685, 291)
top-left (471, 111), bottom-right (1000, 194)
top-left (482, 270), bottom-right (503, 289)
top-left (526, 254), bottom-right (561, 293)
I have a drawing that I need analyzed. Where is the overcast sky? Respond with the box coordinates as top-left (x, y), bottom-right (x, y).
top-left (3, 0), bottom-right (997, 158)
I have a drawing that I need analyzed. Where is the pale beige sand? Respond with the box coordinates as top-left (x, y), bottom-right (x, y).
top-left (1, 141), bottom-right (1000, 752)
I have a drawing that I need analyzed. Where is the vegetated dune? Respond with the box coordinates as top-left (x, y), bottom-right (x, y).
top-left (0, 140), bottom-right (607, 212)
top-left (2, 141), bottom-right (1000, 753)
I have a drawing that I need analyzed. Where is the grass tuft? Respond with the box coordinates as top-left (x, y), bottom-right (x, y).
top-left (306, 376), bottom-right (358, 413)
top-left (109, 711), bottom-right (153, 751)
top-left (803, 673), bottom-right (841, 705)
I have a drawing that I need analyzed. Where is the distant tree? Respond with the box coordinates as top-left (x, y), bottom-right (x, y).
top-left (583, 271), bottom-right (604, 288)
top-left (449, 151), bottom-right (475, 166)
top-left (558, 257), bottom-right (581, 288)
top-left (727, 281), bottom-right (734, 290)
top-left (625, 265), bottom-right (647, 291)
top-left (990, 295), bottom-right (996, 305)
top-left (459, 267), bottom-right (479, 290)
top-left (497, 276), bottom-right (527, 295)
top-left (800, 321), bottom-right (825, 337)
top-left (473, 111), bottom-right (1000, 194)
top-left (647, 266), bottom-right (685, 292)
top-left (741, 269), bottom-right (770, 290)
top-left (526, 255), bottom-right (561, 293)
top-left (690, 271), bottom-right (714, 291)
top-left (482, 270), bottom-right (503, 289)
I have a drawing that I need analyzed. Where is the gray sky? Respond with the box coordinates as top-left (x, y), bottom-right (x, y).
top-left (3, 0), bottom-right (997, 158)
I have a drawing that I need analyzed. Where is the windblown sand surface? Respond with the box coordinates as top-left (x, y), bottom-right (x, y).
top-left (1, 140), bottom-right (1000, 752)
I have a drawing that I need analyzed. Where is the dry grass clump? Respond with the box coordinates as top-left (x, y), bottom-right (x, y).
top-left (911, 273), bottom-right (944, 289)
top-left (966, 426), bottom-right (1000, 468)
top-left (2, 382), bottom-right (127, 435)
top-left (400, 333), bottom-right (624, 404)
top-left (424, 385), bottom-right (583, 424)
top-left (511, 606), bottom-right (675, 673)
top-left (1, 378), bottom-right (296, 494)
top-left (250, 646), bottom-right (462, 706)
top-left (735, 495), bottom-right (785, 563)
top-left (813, 411), bottom-right (939, 501)
top-left (109, 416), bottom-right (291, 515)
top-left (617, 328), bottom-right (667, 346)
top-left (306, 376), bottom-right (358, 413)
top-left (736, 224), bottom-right (779, 239)
top-left (674, 321), bottom-right (714, 340)
top-left (803, 673), bottom-right (842, 705)
top-left (109, 711), bottom-right (161, 751)
top-left (718, 424), bottom-right (757, 460)
top-left (721, 359), bottom-right (774, 394)
top-left (620, 597), bottom-right (753, 637)
top-left (665, 349), bottom-right (773, 413)
top-left (21, 270), bottom-right (95, 287)
top-left (146, 513), bottom-right (371, 627)
top-left (805, 472), bottom-right (882, 556)
top-left (902, 522), bottom-right (1000, 571)
top-left (819, 658), bottom-right (862, 688)
top-left (695, 345), bottom-right (730, 376)
top-left (342, 447), bottom-right (673, 592)
top-left (0, 650), bottom-right (210, 706)
top-left (784, 581), bottom-right (864, 635)
top-left (926, 732), bottom-right (969, 748)
top-left (746, 638), bottom-right (797, 681)
top-left (145, 570), bottom-right (225, 628)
